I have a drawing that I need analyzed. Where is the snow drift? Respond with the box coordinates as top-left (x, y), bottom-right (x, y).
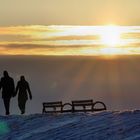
top-left (0, 110), bottom-right (140, 140)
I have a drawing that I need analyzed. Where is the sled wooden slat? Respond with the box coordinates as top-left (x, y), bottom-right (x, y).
top-left (42, 100), bottom-right (107, 113)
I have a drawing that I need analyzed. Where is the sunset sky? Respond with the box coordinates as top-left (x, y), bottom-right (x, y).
top-left (0, 0), bottom-right (140, 55)
top-left (0, 0), bottom-right (140, 26)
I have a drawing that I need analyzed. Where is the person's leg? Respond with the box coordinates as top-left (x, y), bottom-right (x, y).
top-left (3, 98), bottom-right (10, 115)
top-left (18, 99), bottom-right (22, 113)
top-left (18, 99), bottom-right (27, 114)
top-left (22, 100), bottom-right (26, 114)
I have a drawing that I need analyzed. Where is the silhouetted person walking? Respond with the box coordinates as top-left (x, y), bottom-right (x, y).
top-left (0, 71), bottom-right (15, 115)
top-left (15, 76), bottom-right (32, 114)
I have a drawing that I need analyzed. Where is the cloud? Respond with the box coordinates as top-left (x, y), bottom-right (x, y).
top-left (0, 25), bottom-right (139, 55)
top-left (0, 25), bottom-right (54, 35)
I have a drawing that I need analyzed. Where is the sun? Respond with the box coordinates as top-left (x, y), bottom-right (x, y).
top-left (100, 25), bottom-right (121, 47)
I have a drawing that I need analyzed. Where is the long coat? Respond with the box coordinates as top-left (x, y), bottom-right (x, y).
top-left (0, 76), bottom-right (15, 99)
top-left (16, 80), bottom-right (31, 101)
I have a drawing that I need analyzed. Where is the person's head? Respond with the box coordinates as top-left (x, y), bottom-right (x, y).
top-left (20, 75), bottom-right (25, 81)
top-left (3, 71), bottom-right (9, 77)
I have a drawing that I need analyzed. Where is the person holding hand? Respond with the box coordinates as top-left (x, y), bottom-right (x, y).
top-left (0, 71), bottom-right (15, 115)
top-left (15, 76), bottom-right (32, 114)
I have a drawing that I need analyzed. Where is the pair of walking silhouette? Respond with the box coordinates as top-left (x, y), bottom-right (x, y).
top-left (0, 71), bottom-right (32, 115)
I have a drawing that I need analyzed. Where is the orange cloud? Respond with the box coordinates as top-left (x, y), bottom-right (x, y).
top-left (0, 25), bottom-right (139, 55)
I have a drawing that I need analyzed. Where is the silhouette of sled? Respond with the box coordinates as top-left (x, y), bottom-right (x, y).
top-left (42, 99), bottom-right (106, 113)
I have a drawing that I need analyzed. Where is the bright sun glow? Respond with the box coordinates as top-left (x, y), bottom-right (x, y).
top-left (101, 25), bottom-right (121, 47)
top-left (97, 24), bottom-right (124, 56)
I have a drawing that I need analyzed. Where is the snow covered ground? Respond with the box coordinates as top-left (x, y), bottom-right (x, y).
top-left (0, 110), bottom-right (140, 140)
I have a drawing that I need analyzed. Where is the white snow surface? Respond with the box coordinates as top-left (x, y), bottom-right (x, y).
top-left (0, 110), bottom-right (140, 140)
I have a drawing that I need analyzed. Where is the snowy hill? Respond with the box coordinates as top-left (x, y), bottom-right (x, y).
top-left (0, 111), bottom-right (140, 140)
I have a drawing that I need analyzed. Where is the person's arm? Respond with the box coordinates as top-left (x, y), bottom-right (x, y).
top-left (27, 82), bottom-right (32, 100)
top-left (12, 78), bottom-right (16, 97)
top-left (0, 79), bottom-right (2, 90)
top-left (14, 82), bottom-right (19, 97)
